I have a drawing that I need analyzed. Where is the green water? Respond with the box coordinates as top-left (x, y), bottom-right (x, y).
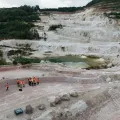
top-left (42, 55), bottom-right (105, 68)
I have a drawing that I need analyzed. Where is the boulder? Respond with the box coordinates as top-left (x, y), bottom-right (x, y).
top-left (48, 96), bottom-right (61, 107)
top-left (63, 109), bottom-right (72, 119)
top-left (59, 92), bottom-right (70, 101)
top-left (25, 105), bottom-right (33, 114)
top-left (51, 108), bottom-right (63, 119)
top-left (69, 91), bottom-right (78, 97)
top-left (38, 104), bottom-right (46, 110)
top-left (52, 108), bottom-right (73, 120)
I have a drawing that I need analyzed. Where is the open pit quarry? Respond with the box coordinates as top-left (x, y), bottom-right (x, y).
top-left (0, 4), bottom-right (120, 120)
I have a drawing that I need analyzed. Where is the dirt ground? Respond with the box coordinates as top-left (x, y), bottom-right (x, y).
top-left (0, 67), bottom-right (120, 120)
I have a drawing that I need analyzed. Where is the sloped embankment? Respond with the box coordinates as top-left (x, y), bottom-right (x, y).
top-left (86, 0), bottom-right (120, 11)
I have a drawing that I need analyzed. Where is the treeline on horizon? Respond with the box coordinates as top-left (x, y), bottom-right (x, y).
top-left (40, 7), bottom-right (84, 12)
top-left (0, 5), bottom-right (40, 40)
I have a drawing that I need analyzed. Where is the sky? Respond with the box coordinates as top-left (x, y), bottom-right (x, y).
top-left (0, 0), bottom-right (91, 8)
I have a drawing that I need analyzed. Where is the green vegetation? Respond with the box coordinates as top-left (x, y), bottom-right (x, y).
top-left (0, 5), bottom-right (40, 22)
top-left (0, 5), bottom-right (40, 39)
top-left (13, 57), bottom-right (40, 65)
top-left (7, 50), bottom-right (32, 57)
top-left (41, 7), bottom-right (84, 13)
top-left (49, 24), bottom-right (63, 31)
top-left (0, 50), bottom-right (3, 58)
top-left (105, 12), bottom-right (120, 19)
top-left (7, 43), bottom-right (34, 57)
top-left (0, 59), bottom-right (7, 65)
top-left (0, 21), bottom-right (36, 39)
top-left (0, 50), bottom-right (7, 65)
top-left (16, 43), bottom-right (34, 51)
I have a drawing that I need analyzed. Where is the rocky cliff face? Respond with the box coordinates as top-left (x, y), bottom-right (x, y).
top-left (1, 1), bottom-right (120, 66)
top-left (55, 8), bottom-right (120, 43)
top-left (35, 5), bottom-right (120, 65)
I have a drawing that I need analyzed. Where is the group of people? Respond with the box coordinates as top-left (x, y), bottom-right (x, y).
top-left (16, 77), bottom-right (40, 88)
top-left (5, 77), bottom-right (40, 91)
top-left (28, 77), bottom-right (40, 86)
top-left (16, 79), bottom-right (25, 88)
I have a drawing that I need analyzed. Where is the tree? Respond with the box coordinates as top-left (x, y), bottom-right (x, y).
top-left (0, 5), bottom-right (40, 39)
top-left (34, 5), bottom-right (40, 12)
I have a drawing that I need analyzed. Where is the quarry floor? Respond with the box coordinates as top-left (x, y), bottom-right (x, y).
top-left (0, 67), bottom-right (120, 120)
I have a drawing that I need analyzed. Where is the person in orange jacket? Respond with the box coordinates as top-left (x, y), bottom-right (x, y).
top-left (16, 79), bottom-right (20, 87)
top-left (22, 80), bottom-right (25, 87)
top-left (5, 83), bottom-right (9, 91)
top-left (33, 77), bottom-right (37, 86)
top-left (19, 80), bottom-right (23, 88)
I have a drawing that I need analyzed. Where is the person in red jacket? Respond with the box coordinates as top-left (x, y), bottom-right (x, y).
top-left (5, 83), bottom-right (9, 91)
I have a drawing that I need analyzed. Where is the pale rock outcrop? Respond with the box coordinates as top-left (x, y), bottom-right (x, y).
top-left (69, 91), bottom-right (78, 97)
top-left (38, 104), bottom-right (46, 110)
top-left (48, 96), bottom-right (61, 107)
top-left (59, 92), bottom-right (70, 101)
